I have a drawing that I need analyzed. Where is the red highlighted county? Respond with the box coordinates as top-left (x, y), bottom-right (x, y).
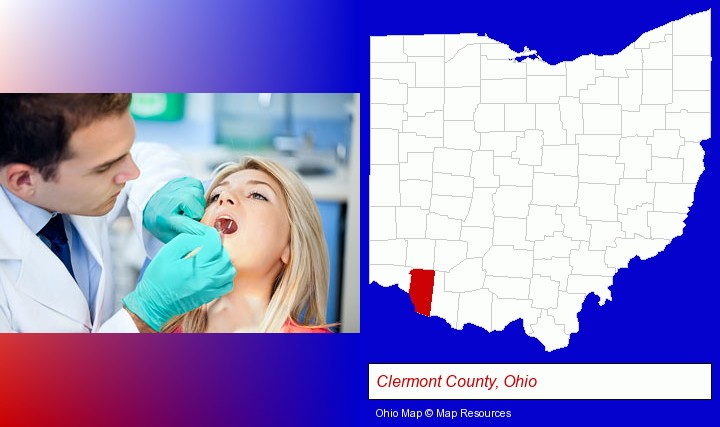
top-left (409, 269), bottom-right (435, 316)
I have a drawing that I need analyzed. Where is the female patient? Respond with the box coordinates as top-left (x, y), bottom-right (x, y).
top-left (162, 157), bottom-right (331, 333)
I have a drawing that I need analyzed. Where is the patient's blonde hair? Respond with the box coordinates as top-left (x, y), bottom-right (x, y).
top-left (162, 157), bottom-right (330, 332)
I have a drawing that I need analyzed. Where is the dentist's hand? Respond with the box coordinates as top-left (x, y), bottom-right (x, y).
top-left (143, 177), bottom-right (207, 243)
top-left (123, 225), bottom-right (235, 332)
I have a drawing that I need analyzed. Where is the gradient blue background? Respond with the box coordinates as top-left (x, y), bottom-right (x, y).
top-left (0, 0), bottom-right (717, 426)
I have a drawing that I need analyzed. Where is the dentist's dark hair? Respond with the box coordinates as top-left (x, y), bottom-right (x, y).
top-left (0, 94), bottom-right (132, 180)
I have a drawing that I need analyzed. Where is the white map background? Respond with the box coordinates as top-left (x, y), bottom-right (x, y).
top-left (369, 11), bottom-right (711, 351)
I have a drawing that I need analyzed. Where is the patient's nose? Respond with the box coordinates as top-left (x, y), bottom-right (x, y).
top-left (218, 193), bottom-right (235, 206)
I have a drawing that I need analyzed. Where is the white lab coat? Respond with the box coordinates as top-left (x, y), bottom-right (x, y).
top-left (0, 142), bottom-right (191, 332)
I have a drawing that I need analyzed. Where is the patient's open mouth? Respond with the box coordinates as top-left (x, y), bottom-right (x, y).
top-left (214, 216), bottom-right (238, 235)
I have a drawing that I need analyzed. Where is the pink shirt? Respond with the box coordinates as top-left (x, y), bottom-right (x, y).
top-left (173, 319), bottom-right (332, 333)
top-left (282, 318), bottom-right (332, 333)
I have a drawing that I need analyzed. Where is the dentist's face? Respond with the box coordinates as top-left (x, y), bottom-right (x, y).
top-left (33, 110), bottom-right (140, 216)
top-left (201, 169), bottom-right (291, 282)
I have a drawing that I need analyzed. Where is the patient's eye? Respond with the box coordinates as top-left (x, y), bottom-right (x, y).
top-left (249, 191), bottom-right (268, 201)
top-left (209, 192), bottom-right (220, 203)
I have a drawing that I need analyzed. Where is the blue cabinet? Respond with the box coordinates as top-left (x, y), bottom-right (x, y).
top-left (316, 200), bottom-right (343, 325)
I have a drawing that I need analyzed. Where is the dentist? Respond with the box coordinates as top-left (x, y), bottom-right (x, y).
top-left (0, 94), bottom-right (235, 333)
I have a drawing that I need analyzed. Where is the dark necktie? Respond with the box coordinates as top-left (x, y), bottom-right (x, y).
top-left (38, 214), bottom-right (76, 281)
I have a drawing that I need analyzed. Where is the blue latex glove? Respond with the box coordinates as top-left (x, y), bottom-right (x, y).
top-left (143, 177), bottom-right (207, 243)
top-left (123, 225), bottom-right (235, 331)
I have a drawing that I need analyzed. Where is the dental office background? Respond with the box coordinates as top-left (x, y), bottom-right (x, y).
top-left (111, 93), bottom-right (360, 331)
